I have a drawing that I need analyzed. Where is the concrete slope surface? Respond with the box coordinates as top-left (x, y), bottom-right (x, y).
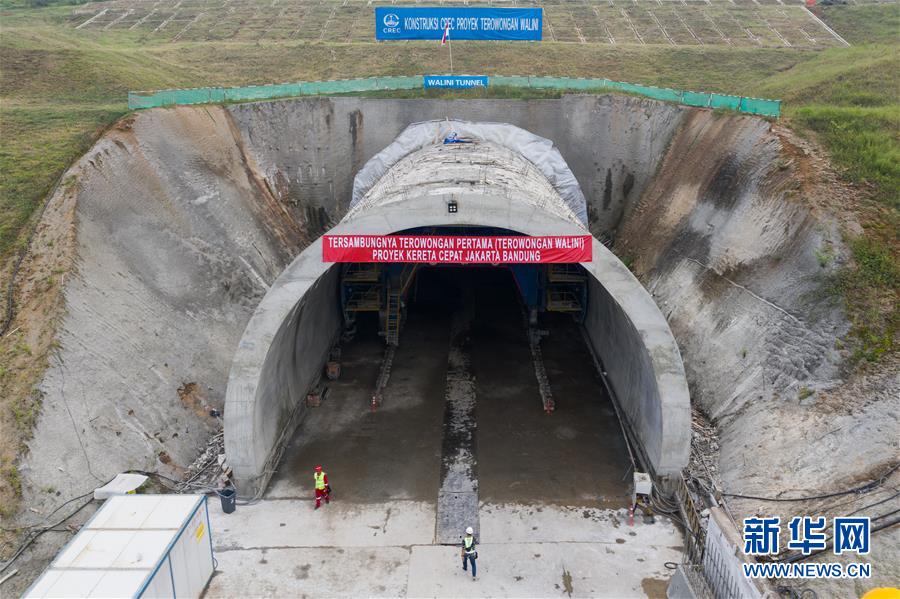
top-left (9, 106), bottom-right (306, 591)
top-left (615, 111), bottom-right (898, 495)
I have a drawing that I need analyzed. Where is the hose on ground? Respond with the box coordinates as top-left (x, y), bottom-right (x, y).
top-left (0, 496), bottom-right (95, 575)
top-left (722, 462), bottom-right (899, 502)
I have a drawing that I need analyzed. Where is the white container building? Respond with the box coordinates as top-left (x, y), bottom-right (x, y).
top-left (24, 494), bottom-right (215, 598)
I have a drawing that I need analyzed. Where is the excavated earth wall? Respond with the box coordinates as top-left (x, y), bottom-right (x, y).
top-left (7, 95), bottom-right (897, 594)
top-left (614, 111), bottom-right (898, 496)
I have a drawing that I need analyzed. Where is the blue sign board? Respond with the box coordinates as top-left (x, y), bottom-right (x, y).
top-left (375, 7), bottom-right (543, 41)
top-left (424, 75), bottom-right (489, 89)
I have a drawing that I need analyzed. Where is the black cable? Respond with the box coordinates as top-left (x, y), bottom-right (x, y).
top-left (126, 469), bottom-right (187, 488)
top-left (872, 507), bottom-right (900, 521)
top-left (749, 486), bottom-right (900, 531)
top-left (0, 496), bottom-right (95, 574)
top-left (811, 486), bottom-right (898, 518)
top-left (776, 587), bottom-right (800, 599)
top-left (0, 475), bottom-right (118, 533)
top-left (723, 463), bottom-right (899, 502)
top-left (55, 356), bottom-right (104, 484)
top-left (774, 506), bottom-right (900, 564)
top-left (847, 490), bottom-right (900, 516)
top-left (0, 495), bottom-right (91, 533)
top-left (873, 514), bottom-right (900, 533)
top-left (1, 461), bottom-right (232, 575)
top-left (27, 490), bottom-right (95, 529)
top-left (126, 469), bottom-right (220, 496)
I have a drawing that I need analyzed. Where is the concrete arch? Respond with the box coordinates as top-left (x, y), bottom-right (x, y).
top-left (351, 119), bottom-right (589, 225)
top-left (225, 190), bottom-right (691, 497)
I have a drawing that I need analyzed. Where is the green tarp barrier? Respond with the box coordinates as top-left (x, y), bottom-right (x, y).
top-left (682, 91), bottom-right (711, 108)
top-left (709, 94), bottom-right (742, 111)
top-left (740, 97), bottom-right (781, 116)
top-left (128, 75), bottom-right (781, 117)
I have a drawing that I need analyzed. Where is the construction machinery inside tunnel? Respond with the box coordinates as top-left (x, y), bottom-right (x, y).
top-left (340, 226), bottom-right (591, 414)
top-left (224, 119), bottom-right (691, 501)
top-left (265, 264), bottom-right (635, 540)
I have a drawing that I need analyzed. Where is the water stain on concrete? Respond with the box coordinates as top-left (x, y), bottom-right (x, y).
top-left (641, 577), bottom-right (669, 599)
top-left (562, 568), bottom-right (574, 597)
top-left (292, 564), bottom-right (311, 580)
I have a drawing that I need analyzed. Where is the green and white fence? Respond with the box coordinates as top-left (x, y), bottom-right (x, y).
top-left (128, 75), bottom-right (781, 117)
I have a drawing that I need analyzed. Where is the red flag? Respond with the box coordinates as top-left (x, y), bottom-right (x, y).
top-left (441, 23), bottom-right (450, 45)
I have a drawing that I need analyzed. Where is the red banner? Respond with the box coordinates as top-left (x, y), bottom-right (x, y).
top-left (322, 235), bottom-right (591, 264)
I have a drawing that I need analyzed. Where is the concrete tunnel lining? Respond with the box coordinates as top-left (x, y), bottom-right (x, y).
top-left (225, 191), bottom-right (691, 497)
top-left (351, 119), bottom-right (589, 225)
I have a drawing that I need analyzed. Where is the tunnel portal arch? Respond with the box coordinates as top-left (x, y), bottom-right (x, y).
top-left (224, 124), bottom-right (690, 497)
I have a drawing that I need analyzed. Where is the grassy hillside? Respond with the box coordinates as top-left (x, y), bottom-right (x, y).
top-left (756, 40), bottom-right (899, 207)
top-left (815, 3), bottom-right (900, 45)
top-left (0, 1), bottom-right (895, 350)
top-left (0, 1), bottom-right (894, 320)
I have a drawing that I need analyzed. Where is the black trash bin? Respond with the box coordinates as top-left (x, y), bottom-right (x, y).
top-left (218, 487), bottom-right (236, 514)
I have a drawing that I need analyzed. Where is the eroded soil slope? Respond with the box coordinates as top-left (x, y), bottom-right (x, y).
top-left (616, 111), bottom-right (897, 495)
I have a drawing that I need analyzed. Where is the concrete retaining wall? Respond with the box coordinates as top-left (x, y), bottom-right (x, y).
top-left (227, 95), bottom-right (684, 241)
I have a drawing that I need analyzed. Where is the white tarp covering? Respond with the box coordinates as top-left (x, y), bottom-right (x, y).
top-left (351, 120), bottom-right (588, 226)
top-left (344, 141), bottom-right (585, 228)
top-left (92, 473), bottom-right (148, 500)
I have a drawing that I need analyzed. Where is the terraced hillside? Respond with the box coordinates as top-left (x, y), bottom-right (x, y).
top-left (68, 0), bottom-right (850, 47)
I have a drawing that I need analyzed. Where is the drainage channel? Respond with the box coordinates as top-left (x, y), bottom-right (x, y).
top-left (434, 281), bottom-right (480, 544)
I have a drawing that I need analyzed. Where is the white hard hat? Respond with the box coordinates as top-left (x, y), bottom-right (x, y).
top-left (466, 527), bottom-right (474, 535)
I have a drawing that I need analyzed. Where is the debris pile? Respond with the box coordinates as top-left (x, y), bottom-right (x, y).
top-left (687, 407), bottom-right (723, 498)
top-left (178, 430), bottom-right (230, 492)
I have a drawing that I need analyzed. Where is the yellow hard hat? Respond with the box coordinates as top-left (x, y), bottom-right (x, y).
top-left (861, 588), bottom-right (900, 599)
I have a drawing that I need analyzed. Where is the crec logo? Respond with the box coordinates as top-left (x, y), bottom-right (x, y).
top-left (383, 13), bottom-right (400, 27)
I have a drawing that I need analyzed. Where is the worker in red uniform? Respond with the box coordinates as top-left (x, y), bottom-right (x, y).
top-left (314, 465), bottom-right (331, 509)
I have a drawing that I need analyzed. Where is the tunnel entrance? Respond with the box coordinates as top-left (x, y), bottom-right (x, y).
top-left (266, 264), bottom-right (633, 538)
top-left (224, 119), bottom-right (690, 500)
top-left (339, 226), bottom-right (591, 385)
